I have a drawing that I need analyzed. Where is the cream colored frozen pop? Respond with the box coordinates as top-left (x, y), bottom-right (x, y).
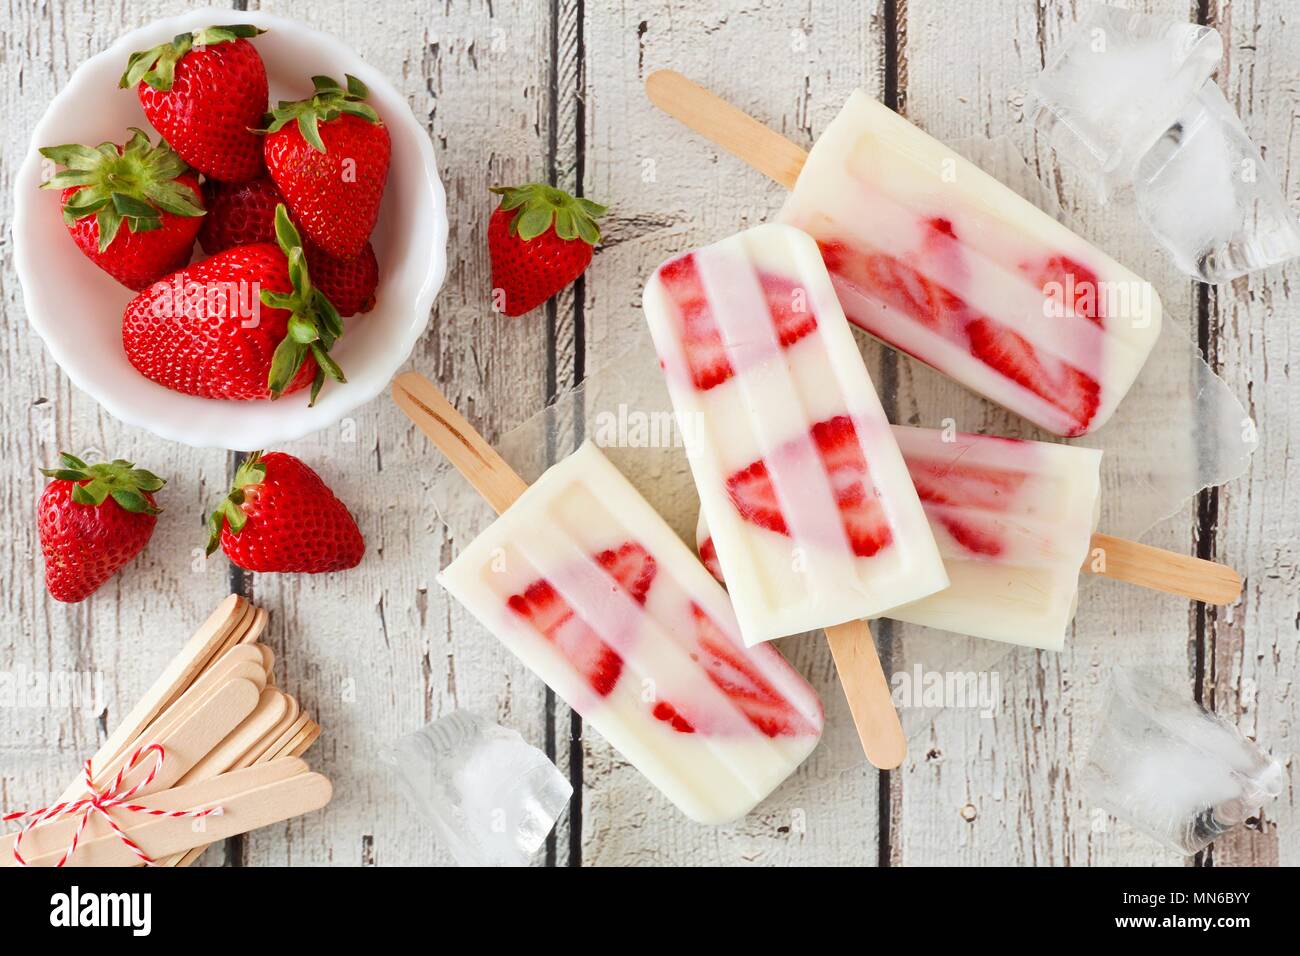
top-left (702, 426), bottom-right (1098, 650)
top-left (642, 223), bottom-right (948, 646)
top-left (645, 72), bottom-right (1163, 438)
top-left (701, 426), bottom-right (1241, 650)
top-left (394, 374), bottom-right (824, 826)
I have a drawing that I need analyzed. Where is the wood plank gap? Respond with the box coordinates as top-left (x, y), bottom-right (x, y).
top-left (878, 0), bottom-right (905, 870)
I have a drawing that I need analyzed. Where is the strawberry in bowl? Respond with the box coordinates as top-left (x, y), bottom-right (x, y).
top-left (123, 205), bottom-right (345, 403)
top-left (121, 23), bottom-right (269, 183)
top-left (38, 129), bottom-right (204, 291)
top-left (263, 74), bottom-right (390, 261)
top-left (14, 10), bottom-right (447, 450)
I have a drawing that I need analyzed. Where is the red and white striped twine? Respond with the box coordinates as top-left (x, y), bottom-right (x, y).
top-left (2, 744), bottom-right (224, 867)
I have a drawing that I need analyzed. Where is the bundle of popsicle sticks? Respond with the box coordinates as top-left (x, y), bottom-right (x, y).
top-left (1, 595), bottom-right (330, 867)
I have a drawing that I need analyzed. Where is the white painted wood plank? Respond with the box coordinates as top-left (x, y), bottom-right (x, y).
top-left (237, 0), bottom-right (568, 866)
top-left (889, 0), bottom-right (1204, 866)
top-left (0, 0), bottom-right (232, 846)
top-left (578, 0), bottom-right (889, 865)
top-left (1202, 0), bottom-right (1298, 867)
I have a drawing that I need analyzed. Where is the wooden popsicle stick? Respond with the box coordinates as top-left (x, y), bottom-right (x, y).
top-left (233, 607), bottom-right (269, 649)
top-left (91, 678), bottom-right (261, 802)
top-left (171, 706), bottom-right (314, 868)
top-left (155, 600), bottom-right (256, 715)
top-left (645, 70), bottom-right (808, 189)
top-left (56, 596), bottom-right (247, 804)
top-left (393, 372), bottom-right (529, 512)
top-left (8, 761), bottom-right (327, 868)
top-left (1084, 532), bottom-right (1242, 604)
top-left (126, 655), bottom-right (267, 768)
top-left (5, 679), bottom-right (262, 857)
top-left (179, 688), bottom-right (290, 785)
top-left (285, 721), bottom-right (321, 758)
top-left (395, 372), bottom-right (905, 768)
top-left (242, 714), bottom-right (310, 770)
top-left (253, 642), bottom-right (275, 677)
top-left (824, 621), bottom-right (906, 769)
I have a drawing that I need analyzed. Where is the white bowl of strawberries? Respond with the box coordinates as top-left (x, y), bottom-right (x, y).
top-left (13, 9), bottom-right (447, 449)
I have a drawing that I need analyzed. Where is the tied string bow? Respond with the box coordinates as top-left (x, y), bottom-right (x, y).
top-left (2, 744), bottom-right (224, 867)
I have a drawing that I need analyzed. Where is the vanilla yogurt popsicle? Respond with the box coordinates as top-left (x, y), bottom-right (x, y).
top-left (436, 440), bottom-right (824, 826)
top-left (701, 426), bottom-right (1102, 650)
top-left (780, 91), bottom-right (1162, 437)
top-left (642, 223), bottom-right (948, 645)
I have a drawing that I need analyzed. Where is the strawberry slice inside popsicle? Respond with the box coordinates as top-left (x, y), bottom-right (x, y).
top-left (816, 234), bottom-right (1105, 436)
top-left (690, 603), bottom-right (818, 737)
top-left (506, 543), bottom-right (655, 697)
top-left (725, 415), bottom-right (892, 558)
top-left (657, 253), bottom-right (819, 391)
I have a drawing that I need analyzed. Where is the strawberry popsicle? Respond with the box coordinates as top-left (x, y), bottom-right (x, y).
top-left (642, 223), bottom-right (948, 646)
top-left (435, 440), bottom-right (824, 826)
top-left (700, 425), bottom-right (1102, 651)
top-left (779, 91), bottom-right (1162, 437)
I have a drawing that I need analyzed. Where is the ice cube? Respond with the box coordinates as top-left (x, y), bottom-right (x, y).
top-left (1082, 668), bottom-right (1283, 855)
top-left (1029, 5), bottom-right (1222, 190)
top-left (1028, 4), bottom-right (1300, 281)
top-left (1133, 82), bottom-right (1300, 282)
top-left (382, 711), bottom-right (572, 866)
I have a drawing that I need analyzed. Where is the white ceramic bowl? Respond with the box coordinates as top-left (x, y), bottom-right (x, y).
top-left (12, 8), bottom-right (447, 450)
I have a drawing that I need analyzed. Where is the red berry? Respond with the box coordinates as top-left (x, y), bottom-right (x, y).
top-left (263, 75), bottom-right (390, 260)
top-left (487, 183), bottom-right (605, 316)
top-left (37, 453), bottom-right (165, 603)
top-left (124, 26), bottom-right (268, 183)
top-left (123, 205), bottom-right (347, 403)
top-left (39, 131), bottom-right (204, 291)
top-left (199, 177), bottom-right (282, 254)
top-left (208, 451), bottom-right (364, 574)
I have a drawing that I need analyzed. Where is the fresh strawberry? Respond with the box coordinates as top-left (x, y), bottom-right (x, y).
top-left (487, 183), bottom-right (605, 316)
top-left (198, 176), bottom-right (281, 254)
top-left (123, 205), bottom-right (346, 402)
top-left (304, 239), bottom-right (378, 317)
top-left (207, 451), bottom-right (364, 573)
top-left (199, 177), bottom-right (378, 317)
top-left (725, 416), bottom-right (891, 558)
top-left (262, 75), bottom-right (390, 260)
top-left (37, 453), bottom-right (165, 603)
top-left (121, 24), bottom-right (268, 183)
top-left (691, 604), bottom-right (818, 736)
top-left (38, 130), bottom-right (204, 291)
top-left (655, 253), bottom-right (819, 390)
top-left (508, 580), bottom-right (624, 696)
top-left (966, 318), bottom-right (1100, 437)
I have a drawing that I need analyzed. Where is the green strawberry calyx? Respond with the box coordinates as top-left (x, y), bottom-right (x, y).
top-left (40, 452), bottom-right (165, 515)
top-left (206, 450), bottom-right (267, 555)
top-left (262, 205), bottom-right (347, 403)
top-left (490, 183), bottom-right (606, 245)
top-left (38, 129), bottom-right (205, 252)
top-left (261, 74), bottom-right (380, 154)
top-left (119, 24), bottom-right (265, 91)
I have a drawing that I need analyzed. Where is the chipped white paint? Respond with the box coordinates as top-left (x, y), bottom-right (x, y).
top-left (0, 0), bottom-right (1293, 866)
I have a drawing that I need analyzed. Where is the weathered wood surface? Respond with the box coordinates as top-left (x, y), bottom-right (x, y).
top-left (0, 0), bottom-right (1293, 866)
